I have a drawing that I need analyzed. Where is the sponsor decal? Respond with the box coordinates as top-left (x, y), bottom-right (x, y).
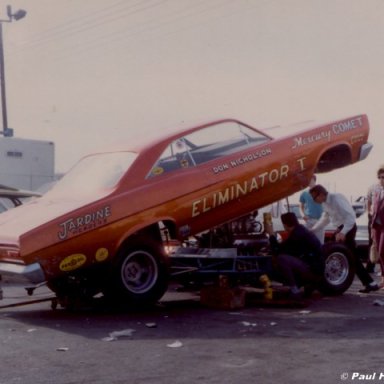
top-left (350, 133), bottom-right (365, 144)
top-left (192, 158), bottom-right (306, 218)
top-left (58, 206), bottom-right (112, 240)
top-left (212, 148), bottom-right (272, 174)
top-left (152, 167), bottom-right (164, 176)
top-left (180, 159), bottom-right (189, 168)
top-left (60, 254), bottom-right (87, 272)
top-left (95, 247), bottom-right (109, 262)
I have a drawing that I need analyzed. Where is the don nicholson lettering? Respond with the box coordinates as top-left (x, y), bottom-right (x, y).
top-left (213, 148), bottom-right (272, 174)
top-left (58, 206), bottom-right (111, 240)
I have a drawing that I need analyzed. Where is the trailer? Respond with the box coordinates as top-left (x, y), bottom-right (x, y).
top-left (0, 137), bottom-right (55, 190)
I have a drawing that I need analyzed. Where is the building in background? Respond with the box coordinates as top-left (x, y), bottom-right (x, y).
top-left (0, 137), bottom-right (54, 190)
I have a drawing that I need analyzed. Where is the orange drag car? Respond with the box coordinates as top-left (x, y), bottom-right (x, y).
top-left (0, 115), bottom-right (372, 305)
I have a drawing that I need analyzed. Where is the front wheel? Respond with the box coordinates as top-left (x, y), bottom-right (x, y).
top-left (319, 242), bottom-right (355, 296)
top-left (104, 239), bottom-right (169, 307)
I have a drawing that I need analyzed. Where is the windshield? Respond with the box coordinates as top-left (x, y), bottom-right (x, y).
top-left (0, 198), bottom-right (10, 212)
top-left (46, 152), bottom-right (137, 198)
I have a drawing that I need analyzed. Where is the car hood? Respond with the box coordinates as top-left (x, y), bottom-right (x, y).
top-left (0, 195), bottom-right (95, 241)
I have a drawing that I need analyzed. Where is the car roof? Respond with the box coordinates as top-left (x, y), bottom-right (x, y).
top-left (99, 118), bottom-right (274, 154)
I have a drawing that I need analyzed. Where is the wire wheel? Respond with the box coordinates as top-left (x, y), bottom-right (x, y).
top-left (320, 243), bottom-right (355, 295)
top-left (324, 251), bottom-right (350, 286)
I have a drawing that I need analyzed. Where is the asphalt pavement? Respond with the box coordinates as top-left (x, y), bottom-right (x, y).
top-left (1, 276), bottom-right (384, 384)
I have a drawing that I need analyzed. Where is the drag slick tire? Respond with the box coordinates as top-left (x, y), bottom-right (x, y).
top-left (105, 238), bottom-right (169, 307)
top-left (319, 242), bottom-right (355, 296)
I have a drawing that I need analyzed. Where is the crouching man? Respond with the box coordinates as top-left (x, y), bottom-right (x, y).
top-left (265, 212), bottom-right (325, 299)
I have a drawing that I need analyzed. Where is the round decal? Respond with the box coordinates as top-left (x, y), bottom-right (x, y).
top-left (60, 254), bottom-right (87, 272)
top-left (95, 247), bottom-right (109, 262)
top-left (152, 167), bottom-right (164, 176)
top-left (180, 159), bottom-right (189, 168)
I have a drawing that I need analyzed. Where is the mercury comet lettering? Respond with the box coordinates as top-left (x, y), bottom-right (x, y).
top-left (292, 130), bottom-right (331, 149)
top-left (58, 206), bottom-right (112, 240)
top-left (332, 117), bottom-right (363, 134)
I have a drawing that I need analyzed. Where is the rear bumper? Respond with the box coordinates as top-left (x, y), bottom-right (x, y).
top-left (0, 262), bottom-right (46, 285)
top-left (359, 142), bottom-right (373, 161)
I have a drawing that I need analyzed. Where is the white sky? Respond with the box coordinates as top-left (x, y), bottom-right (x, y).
top-left (2, 0), bottom-right (384, 199)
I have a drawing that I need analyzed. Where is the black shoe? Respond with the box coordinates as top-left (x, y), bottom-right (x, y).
top-left (359, 284), bottom-right (380, 293)
top-left (287, 291), bottom-right (303, 301)
top-left (303, 285), bottom-right (315, 298)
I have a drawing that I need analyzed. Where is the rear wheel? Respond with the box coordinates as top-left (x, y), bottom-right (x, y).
top-left (105, 239), bottom-right (169, 307)
top-left (320, 242), bottom-right (355, 295)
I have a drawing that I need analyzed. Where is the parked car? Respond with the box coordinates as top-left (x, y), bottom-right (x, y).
top-left (352, 196), bottom-right (367, 218)
top-left (0, 115), bottom-right (373, 306)
top-left (354, 210), bottom-right (370, 259)
top-left (0, 185), bottom-right (41, 213)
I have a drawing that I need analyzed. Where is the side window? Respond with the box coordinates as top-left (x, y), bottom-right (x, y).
top-left (147, 121), bottom-right (271, 178)
top-left (149, 138), bottom-right (196, 177)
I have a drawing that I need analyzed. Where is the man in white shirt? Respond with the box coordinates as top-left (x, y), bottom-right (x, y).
top-left (366, 179), bottom-right (384, 272)
top-left (310, 184), bottom-right (379, 293)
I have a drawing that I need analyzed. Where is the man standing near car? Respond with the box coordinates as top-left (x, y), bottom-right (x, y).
top-left (299, 175), bottom-right (324, 242)
top-left (366, 166), bottom-right (384, 274)
top-left (310, 184), bottom-right (379, 293)
top-left (369, 165), bottom-right (384, 287)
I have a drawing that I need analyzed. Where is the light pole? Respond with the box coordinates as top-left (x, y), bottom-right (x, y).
top-left (0, 5), bottom-right (26, 137)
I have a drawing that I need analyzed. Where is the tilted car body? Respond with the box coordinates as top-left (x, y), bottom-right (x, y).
top-left (0, 115), bottom-right (372, 305)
